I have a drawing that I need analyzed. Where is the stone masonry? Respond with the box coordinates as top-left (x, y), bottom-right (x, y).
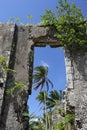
top-left (0, 23), bottom-right (87, 130)
top-left (64, 49), bottom-right (87, 130)
top-left (0, 24), bottom-right (59, 130)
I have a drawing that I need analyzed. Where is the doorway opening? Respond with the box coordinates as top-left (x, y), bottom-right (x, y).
top-left (28, 46), bottom-right (66, 118)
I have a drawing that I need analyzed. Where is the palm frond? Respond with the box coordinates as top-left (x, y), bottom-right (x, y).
top-left (33, 82), bottom-right (42, 90)
top-left (40, 82), bottom-right (45, 91)
top-left (34, 66), bottom-right (48, 77)
top-left (45, 80), bottom-right (49, 92)
top-left (46, 78), bottom-right (53, 88)
top-left (46, 90), bottom-right (60, 109)
top-left (49, 90), bottom-right (60, 100)
top-left (33, 77), bottom-right (41, 84)
top-left (33, 66), bottom-right (53, 94)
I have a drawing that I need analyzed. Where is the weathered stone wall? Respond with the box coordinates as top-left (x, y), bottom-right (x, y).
top-left (0, 24), bottom-right (16, 130)
top-left (65, 49), bottom-right (87, 130)
top-left (52, 104), bottom-right (64, 130)
top-left (0, 23), bottom-right (87, 130)
top-left (0, 24), bottom-right (59, 130)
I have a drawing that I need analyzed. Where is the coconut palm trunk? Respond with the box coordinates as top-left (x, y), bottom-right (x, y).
top-left (33, 66), bottom-right (53, 130)
top-left (44, 90), bottom-right (48, 130)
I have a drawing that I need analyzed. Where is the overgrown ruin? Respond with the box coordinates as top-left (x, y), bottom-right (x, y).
top-left (0, 23), bottom-right (87, 130)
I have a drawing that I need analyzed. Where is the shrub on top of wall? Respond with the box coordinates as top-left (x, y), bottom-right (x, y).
top-left (41, 0), bottom-right (87, 50)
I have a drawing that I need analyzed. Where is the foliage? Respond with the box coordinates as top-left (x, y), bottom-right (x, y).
top-left (36, 91), bottom-right (48, 105)
top-left (54, 106), bottom-right (75, 129)
top-left (27, 14), bottom-right (32, 19)
top-left (0, 56), bottom-right (15, 75)
top-left (36, 90), bottom-right (61, 111)
top-left (33, 65), bottom-right (53, 130)
top-left (26, 15), bottom-right (33, 26)
top-left (64, 114), bottom-right (75, 124)
top-left (36, 90), bottom-right (61, 130)
top-left (29, 113), bottom-right (45, 130)
top-left (23, 112), bottom-right (29, 117)
top-left (8, 14), bottom-right (33, 25)
top-left (41, 0), bottom-right (87, 49)
top-left (57, 107), bottom-right (65, 117)
top-left (55, 114), bottom-right (74, 130)
top-left (22, 106), bottom-right (29, 117)
top-left (33, 66), bottom-right (53, 91)
top-left (46, 90), bottom-right (60, 109)
top-left (29, 113), bottom-right (38, 130)
top-left (0, 56), bottom-right (7, 69)
top-left (55, 121), bottom-right (64, 130)
top-left (6, 81), bottom-right (27, 94)
top-left (15, 18), bottom-right (20, 23)
top-left (40, 10), bottom-right (55, 26)
top-left (8, 14), bottom-right (32, 25)
top-left (25, 24), bottom-right (33, 27)
top-left (35, 84), bottom-right (75, 130)
top-left (0, 56), bottom-right (13, 72)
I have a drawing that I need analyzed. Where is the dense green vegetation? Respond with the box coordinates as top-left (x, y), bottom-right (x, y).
top-left (41, 0), bottom-right (87, 49)
top-left (55, 114), bottom-right (75, 130)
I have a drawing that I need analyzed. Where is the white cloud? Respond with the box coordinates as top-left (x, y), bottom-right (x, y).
top-left (41, 60), bottom-right (49, 67)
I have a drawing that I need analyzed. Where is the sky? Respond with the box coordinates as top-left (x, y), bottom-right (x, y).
top-left (0, 0), bottom-right (87, 117)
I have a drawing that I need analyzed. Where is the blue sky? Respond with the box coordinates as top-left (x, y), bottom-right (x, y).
top-left (0, 0), bottom-right (86, 116)
top-left (0, 0), bottom-right (87, 24)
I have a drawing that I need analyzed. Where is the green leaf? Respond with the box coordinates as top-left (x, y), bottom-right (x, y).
top-left (6, 81), bottom-right (27, 94)
top-left (27, 15), bottom-right (32, 19)
top-left (15, 18), bottom-right (20, 22)
top-left (40, 0), bottom-right (87, 48)
top-left (64, 114), bottom-right (75, 124)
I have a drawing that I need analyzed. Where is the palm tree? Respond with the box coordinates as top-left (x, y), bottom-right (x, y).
top-left (29, 113), bottom-right (45, 130)
top-left (46, 90), bottom-right (60, 130)
top-left (36, 90), bottom-right (61, 130)
top-left (36, 91), bottom-right (52, 130)
top-left (47, 90), bottom-right (60, 110)
top-left (47, 111), bottom-right (53, 130)
top-left (33, 66), bottom-right (53, 91)
top-left (29, 113), bottom-right (36, 130)
top-left (36, 91), bottom-right (48, 111)
top-left (33, 66), bottom-right (53, 130)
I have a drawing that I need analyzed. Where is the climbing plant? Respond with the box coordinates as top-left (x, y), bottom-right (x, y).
top-left (54, 114), bottom-right (75, 130)
top-left (64, 114), bottom-right (75, 124)
top-left (0, 56), bottom-right (15, 73)
top-left (41, 0), bottom-right (87, 49)
top-left (6, 81), bottom-right (27, 95)
top-left (0, 56), bottom-right (8, 71)
top-left (0, 56), bottom-right (26, 94)
top-left (55, 122), bottom-right (64, 130)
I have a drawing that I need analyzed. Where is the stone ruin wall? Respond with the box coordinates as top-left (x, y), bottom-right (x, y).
top-left (0, 24), bottom-right (59, 130)
top-left (64, 48), bottom-right (87, 129)
top-left (0, 23), bottom-right (87, 130)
